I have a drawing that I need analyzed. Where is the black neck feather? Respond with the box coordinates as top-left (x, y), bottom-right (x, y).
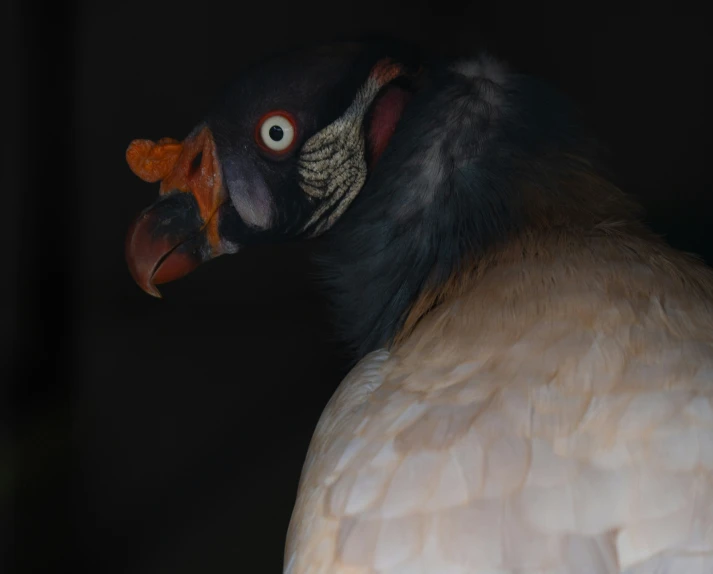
top-left (315, 59), bottom-right (612, 358)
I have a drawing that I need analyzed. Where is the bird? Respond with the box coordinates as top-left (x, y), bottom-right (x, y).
top-left (124, 40), bottom-right (713, 573)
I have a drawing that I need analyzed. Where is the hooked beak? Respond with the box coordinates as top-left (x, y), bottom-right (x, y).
top-left (125, 125), bottom-right (228, 297)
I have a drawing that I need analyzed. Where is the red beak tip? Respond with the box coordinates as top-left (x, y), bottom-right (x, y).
top-left (144, 284), bottom-right (163, 299)
top-left (127, 267), bottom-right (163, 298)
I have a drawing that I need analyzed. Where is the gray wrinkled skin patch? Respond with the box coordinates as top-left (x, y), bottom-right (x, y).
top-left (297, 76), bottom-right (383, 236)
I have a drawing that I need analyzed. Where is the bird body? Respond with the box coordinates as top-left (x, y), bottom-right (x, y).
top-left (286, 228), bottom-right (713, 573)
top-left (124, 42), bottom-right (713, 573)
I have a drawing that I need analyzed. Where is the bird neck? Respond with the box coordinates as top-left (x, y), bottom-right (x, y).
top-left (315, 63), bottom-right (646, 359)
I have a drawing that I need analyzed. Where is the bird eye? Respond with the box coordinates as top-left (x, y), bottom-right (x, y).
top-left (256, 111), bottom-right (297, 154)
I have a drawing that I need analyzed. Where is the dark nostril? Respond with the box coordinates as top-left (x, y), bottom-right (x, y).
top-left (190, 151), bottom-right (203, 175)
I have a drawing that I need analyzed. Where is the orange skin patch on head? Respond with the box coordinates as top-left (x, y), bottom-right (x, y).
top-left (126, 127), bottom-right (226, 253)
top-left (126, 138), bottom-right (183, 183)
top-left (370, 59), bottom-right (405, 86)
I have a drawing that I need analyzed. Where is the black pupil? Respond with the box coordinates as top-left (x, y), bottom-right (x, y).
top-left (269, 125), bottom-right (284, 141)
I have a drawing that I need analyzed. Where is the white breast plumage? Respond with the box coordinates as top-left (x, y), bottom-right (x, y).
top-left (285, 237), bottom-right (713, 574)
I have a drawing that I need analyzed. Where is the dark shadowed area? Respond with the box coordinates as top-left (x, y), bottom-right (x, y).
top-left (5, 0), bottom-right (709, 572)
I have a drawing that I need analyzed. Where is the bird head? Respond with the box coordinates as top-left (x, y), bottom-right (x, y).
top-left (126, 41), bottom-right (640, 354)
top-left (125, 42), bottom-right (420, 297)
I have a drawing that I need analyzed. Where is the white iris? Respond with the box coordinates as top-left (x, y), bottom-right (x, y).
top-left (260, 114), bottom-right (295, 151)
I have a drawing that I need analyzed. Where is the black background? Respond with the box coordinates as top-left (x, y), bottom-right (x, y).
top-left (5, 1), bottom-right (710, 572)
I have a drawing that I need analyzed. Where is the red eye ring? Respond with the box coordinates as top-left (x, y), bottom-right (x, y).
top-left (254, 110), bottom-right (298, 156)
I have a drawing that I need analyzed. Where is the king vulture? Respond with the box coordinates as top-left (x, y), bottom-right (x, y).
top-left (124, 42), bottom-right (713, 573)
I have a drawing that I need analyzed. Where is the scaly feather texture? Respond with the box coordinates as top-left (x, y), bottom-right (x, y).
top-left (286, 228), bottom-right (713, 573)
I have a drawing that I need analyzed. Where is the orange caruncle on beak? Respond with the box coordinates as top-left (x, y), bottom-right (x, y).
top-left (125, 126), bottom-right (228, 297)
top-left (126, 126), bottom-right (226, 251)
top-left (126, 137), bottom-right (184, 183)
